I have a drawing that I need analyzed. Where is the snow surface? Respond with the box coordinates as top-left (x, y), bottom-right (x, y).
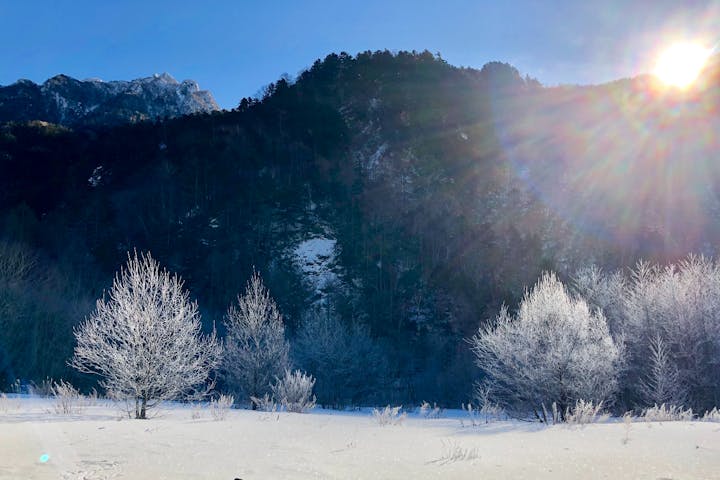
top-left (1, 397), bottom-right (719, 479)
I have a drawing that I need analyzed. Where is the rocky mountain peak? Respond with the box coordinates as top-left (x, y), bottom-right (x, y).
top-left (0, 73), bottom-right (220, 126)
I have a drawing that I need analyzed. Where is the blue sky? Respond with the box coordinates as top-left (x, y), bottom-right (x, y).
top-left (1, 1), bottom-right (717, 109)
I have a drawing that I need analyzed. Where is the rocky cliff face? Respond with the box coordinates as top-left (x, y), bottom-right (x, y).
top-left (0, 73), bottom-right (219, 126)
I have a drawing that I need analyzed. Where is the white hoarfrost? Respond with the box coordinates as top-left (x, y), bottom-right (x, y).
top-left (71, 251), bottom-right (222, 419)
top-left (471, 272), bottom-right (622, 422)
top-left (222, 271), bottom-right (290, 402)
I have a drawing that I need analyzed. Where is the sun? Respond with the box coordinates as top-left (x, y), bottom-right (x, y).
top-left (653, 42), bottom-right (712, 88)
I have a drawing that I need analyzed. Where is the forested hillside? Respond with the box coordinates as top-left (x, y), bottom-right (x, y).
top-left (2, 50), bottom-right (720, 406)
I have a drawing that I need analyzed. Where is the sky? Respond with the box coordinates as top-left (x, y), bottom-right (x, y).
top-left (1, 1), bottom-right (718, 109)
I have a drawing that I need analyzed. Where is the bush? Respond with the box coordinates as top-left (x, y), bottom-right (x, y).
top-left (564, 399), bottom-right (608, 425)
top-left (271, 370), bottom-right (316, 413)
top-left (372, 405), bottom-right (406, 426)
top-left (702, 407), bottom-right (720, 422)
top-left (471, 272), bottom-right (622, 421)
top-left (250, 393), bottom-right (277, 412)
top-left (640, 403), bottom-right (694, 422)
top-left (50, 380), bottom-right (85, 415)
top-left (430, 440), bottom-right (481, 465)
top-left (419, 401), bottom-right (443, 419)
top-left (210, 394), bottom-right (234, 421)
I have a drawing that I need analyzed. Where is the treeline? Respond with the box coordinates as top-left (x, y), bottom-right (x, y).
top-left (2, 50), bottom-right (720, 406)
top-left (474, 256), bottom-right (720, 418)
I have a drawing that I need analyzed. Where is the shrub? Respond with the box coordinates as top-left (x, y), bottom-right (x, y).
top-left (210, 394), bottom-right (234, 421)
top-left (471, 272), bottom-right (622, 421)
top-left (419, 401), bottom-right (443, 419)
top-left (271, 370), bottom-right (316, 413)
top-left (250, 393), bottom-right (277, 413)
top-left (564, 400), bottom-right (608, 425)
top-left (50, 380), bottom-right (84, 415)
top-left (372, 405), bottom-right (406, 426)
top-left (640, 403), bottom-right (694, 422)
top-left (702, 407), bottom-right (720, 422)
top-left (430, 440), bottom-right (481, 465)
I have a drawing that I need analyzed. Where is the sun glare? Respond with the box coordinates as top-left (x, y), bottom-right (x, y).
top-left (653, 42), bottom-right (711, 89)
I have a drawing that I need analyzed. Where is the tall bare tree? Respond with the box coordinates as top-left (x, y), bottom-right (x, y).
top-left (223, 270), bottom-right (289, 404)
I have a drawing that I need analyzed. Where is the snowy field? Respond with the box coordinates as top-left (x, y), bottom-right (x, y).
top-left (1, 397), bottom-right (719, 480)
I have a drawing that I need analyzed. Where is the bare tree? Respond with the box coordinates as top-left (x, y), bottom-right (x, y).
top-left (572, 265), bottom-right (626, 336)
top-left (622, 256), bottom-right (720, 410)
top-left (223, 270), bottom-right (289, 404)
top-left (71, 251), bottom-right (222, 419)
top-left (638, 334), bottom-right (686, 406)
top-left (293, 305), bottom-right (388, 408)
top-left (471, 272), bottom-right (622, 421)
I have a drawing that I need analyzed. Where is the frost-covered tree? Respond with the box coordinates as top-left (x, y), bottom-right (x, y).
top-left (638, 334), bottom-right (686, 406)
top-left (572, 265), bottom-right (626, 336)
top-left (622, 256), bottom-right (720, 410)
top-left (71, 251), bottom-right (222, 419)
top-left (470, 272), bottom-right (622, 421)
top-left (222, 271), bottom-right (289, 404)
top-left (293, 306), bottom-right (387, 407)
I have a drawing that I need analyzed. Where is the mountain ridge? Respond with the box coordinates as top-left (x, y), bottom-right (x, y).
top-left (0, 72), bottom-right (219, 126)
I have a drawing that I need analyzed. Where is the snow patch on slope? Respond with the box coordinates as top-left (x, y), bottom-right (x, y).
top-left (293, 236), bottom-right (338, 302)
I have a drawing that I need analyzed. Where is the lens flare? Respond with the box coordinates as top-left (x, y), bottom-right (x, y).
top-left (39, 453), bottom-right (50, 463)
top-left (653, 42), bottom-right (711, 88)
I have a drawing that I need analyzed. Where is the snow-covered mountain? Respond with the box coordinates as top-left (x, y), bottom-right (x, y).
top-left (0, 73), bottom-right (219, 126)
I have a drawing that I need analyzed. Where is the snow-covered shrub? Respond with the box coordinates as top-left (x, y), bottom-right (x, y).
top-left (29, 377), bottom-right (54, 397)
top-left (0, 393), bottom-right (20, 413)
top-left (210, 394), bottom-right (234, 421)
top-left (475, 386), bottom-right (505, 423)
top-left (564, 400), bottom-right (608, 425)
top-left (372, 405), bottom-right (406, 426)
top-left (470, 272), bottom-right (622, 422)
top-left (293, 306), bottom-right (387, 407)
top-left (271, 369), bottom-right (316, 413)
top-left (223, 270), bottom-right (289, 404)
top-left (702, 407), bottom-right (720, 422)
top-left (419, 401), bottom-right (443, 419)
top-left (640, 403), bottom-right (694, 422)
top-left (72, 251), bottom-right (222, 419)
top-left (250, 393), bottom-right (277, 412)
top-left (459, 402), bottom-right (481, 428)
top-left (51, 380), bottom-right (84, 415)
top-left (430, 440), bottom-right (481, 465)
